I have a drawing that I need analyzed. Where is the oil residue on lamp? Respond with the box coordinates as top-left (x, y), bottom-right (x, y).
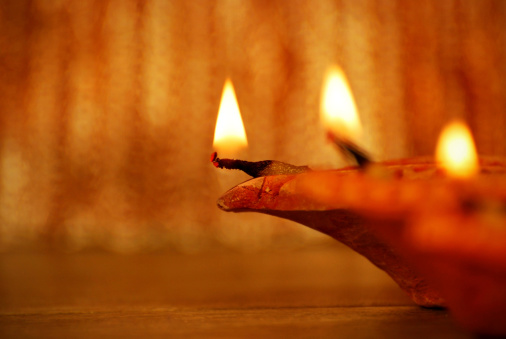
top-left (213, 79), bottom-right (248, 157)
top-left (320, 66), bottom-right (369, 166)
top-left (435, 120), bottom-right (479, 178)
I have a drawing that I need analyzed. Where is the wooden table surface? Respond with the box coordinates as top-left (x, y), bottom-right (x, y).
top-left (0, 246), bottom-right (472, 338)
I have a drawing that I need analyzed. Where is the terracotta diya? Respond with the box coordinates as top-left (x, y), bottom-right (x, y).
top-left (216, 156), bottom-right (446, 307)
top-left (213, 135), bottom-right (506, 336)
top-left (211, 72), bottom-right (506, 335)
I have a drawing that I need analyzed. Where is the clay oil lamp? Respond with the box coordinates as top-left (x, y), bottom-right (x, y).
top-left (211, 69), bottom-right (506, 335)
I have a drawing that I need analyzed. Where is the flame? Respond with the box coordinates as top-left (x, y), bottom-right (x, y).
top-left (436, 120), bottom-right (479, 178)
top-left (320, 66), bottom-right (362, 141)
top-left (213, 79), bottom-right (248, 156)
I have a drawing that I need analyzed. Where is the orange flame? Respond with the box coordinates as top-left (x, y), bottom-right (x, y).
top-left (213, 79), bottom-right (248, 156)
top-left (320, 66), bottom-right (362, 142)
top-left (436, 120), bottom-right (479, 178)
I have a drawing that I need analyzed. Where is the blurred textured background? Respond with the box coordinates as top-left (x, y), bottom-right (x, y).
top-left (1, 0), bottom-right (506, 252)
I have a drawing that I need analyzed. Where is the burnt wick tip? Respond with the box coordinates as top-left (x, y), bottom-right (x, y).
top-left (210, 151), bottom-right (221, 167)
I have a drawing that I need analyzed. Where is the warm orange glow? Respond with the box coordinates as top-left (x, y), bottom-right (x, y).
top-left (436, 120), bottom-right (479, 178)
top-left (213, 79), bottom-right (248, 156)
top-left (320, 66), bottom-right (362, 141)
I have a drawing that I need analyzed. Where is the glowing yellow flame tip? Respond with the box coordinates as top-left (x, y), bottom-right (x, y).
top-left (213, 79), bottom-right (248, 156)
top-left (320, 66), bottom-right (362, 141)
top-left (436, 120), bottom-right (479, 178)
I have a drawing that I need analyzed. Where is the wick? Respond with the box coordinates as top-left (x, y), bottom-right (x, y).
top-left (327, 131), bottom-right (371, 168)
top-left (210, 152), bottom-right (310, 177)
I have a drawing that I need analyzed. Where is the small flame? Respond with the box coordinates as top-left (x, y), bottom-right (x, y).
top-left (213, 79), bottom-right (248, 156)
top-left (436, 120), bottom-right (479, 178)
top-left (320, 66), bottom-right (362, 141)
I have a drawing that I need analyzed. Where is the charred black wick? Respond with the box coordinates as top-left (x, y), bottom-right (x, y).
top-left (211, 152), bottom-right (310, 177)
